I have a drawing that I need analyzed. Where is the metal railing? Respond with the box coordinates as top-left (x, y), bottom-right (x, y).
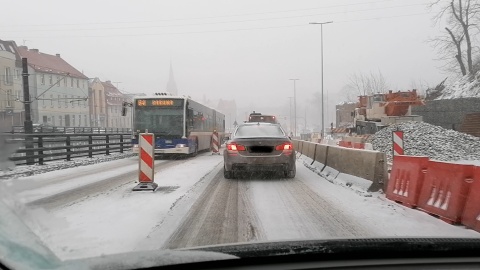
top-left (3, 133), bottom-right (132, 165)
top-left (8, 126), bottom-right (132, 134)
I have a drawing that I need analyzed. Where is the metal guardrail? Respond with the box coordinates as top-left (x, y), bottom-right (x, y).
top-left (8, 126), bottom-right (132, 134)
top-left (2, 133), bottom-right (132, 165)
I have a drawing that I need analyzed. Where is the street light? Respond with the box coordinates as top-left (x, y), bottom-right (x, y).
top-left (288, 97), bottom-right (293, 135)
top-left (309, 21), bottom-right (333, 138)
top-left (289, 79), bottom-right (299, 137)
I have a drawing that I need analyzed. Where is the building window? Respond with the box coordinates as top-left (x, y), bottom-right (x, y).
top-left (84, 115), bottom-right (87, 126)
top-left (64, 77), bottom-right (67, 87)
top-left (6, 89), bottom-right (12, 107)
top-left (5, 67), bottom-right (12, 85)
top-left (56, 76), bottom-right (60, 87)
top-left (15, 90), bottom-right (20, 100)
top-left (49, 75), bottom-right (53, 85)
top-left (42, 96), bottom-right (46, 107)
top-left (59, 115), bottom-right (63, 126)
top-left (14, 69), bottom-right (20, 79)
top-left (41, 74), bottom-right (45, 85)
top-left (51, 116), bottom-right (55, 126)
top-left (78, 115), bottom-right (81, 126)
top-left (71, 78), bottom-right (74, 87)
top-left (77, 96), bottom-right (80, 107)
top-left (72, 115), bottom-right (76, 126)
top-left (58, 95), bottom-right (61, 107)
top-left (50, 94), bottom-right (53, 107)
top-left (76, 79), bottom-right (79, 88)
top-left (71, 95), bottom-right (75, 107)
top-left (64, 95), bottom-right (68, 107)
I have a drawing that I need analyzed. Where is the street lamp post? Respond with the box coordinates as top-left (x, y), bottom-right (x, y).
top-left (309, 21), bottom-right (332, 138)
top-left (289, 79), bottom-right (299, 137)
top-left (288, 97), bottom-right (293, 135)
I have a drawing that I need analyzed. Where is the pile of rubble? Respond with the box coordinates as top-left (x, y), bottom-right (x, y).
top-left (367, 121), bottom-right (480, 163)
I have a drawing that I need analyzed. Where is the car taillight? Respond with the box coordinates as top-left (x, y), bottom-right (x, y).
top-left (276, 142), bottom-right (293, 151)
top-left (227, 143), bottom-right (246, 151)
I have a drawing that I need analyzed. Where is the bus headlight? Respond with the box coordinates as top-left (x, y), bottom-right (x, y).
top-left (175, 144), bottom-right (187, 148)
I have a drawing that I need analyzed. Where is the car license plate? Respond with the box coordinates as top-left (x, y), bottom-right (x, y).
top-left (165, 140), bottom-right (172, 143)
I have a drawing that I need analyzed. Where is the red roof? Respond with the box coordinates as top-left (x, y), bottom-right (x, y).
top-left (102, 81), bottom-right (123, 106)
top-left (17, 46), bottom-right (88, 79)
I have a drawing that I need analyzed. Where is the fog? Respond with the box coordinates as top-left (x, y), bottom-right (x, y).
top-left (0, 0), bottom-right (446, 130)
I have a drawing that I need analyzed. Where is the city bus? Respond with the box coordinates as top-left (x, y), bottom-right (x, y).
top-left (128, 94), bottom-right (225, 155)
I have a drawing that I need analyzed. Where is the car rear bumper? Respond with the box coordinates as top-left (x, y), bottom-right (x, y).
top-left (224, 152), bottom-right (295, 172)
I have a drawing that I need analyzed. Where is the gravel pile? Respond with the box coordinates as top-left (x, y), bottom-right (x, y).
top-left (367, 121), bottom-right (480, 163)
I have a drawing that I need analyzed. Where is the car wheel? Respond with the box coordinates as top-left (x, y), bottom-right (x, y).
top-left (285, 165), bottom-right (296, 179)
top-left (224, 165), bottom-right (233, 179)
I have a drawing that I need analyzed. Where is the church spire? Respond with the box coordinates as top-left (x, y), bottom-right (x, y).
top-left (166, 61), bottom-right (178, 95)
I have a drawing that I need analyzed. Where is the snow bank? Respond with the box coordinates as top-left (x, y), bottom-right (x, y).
top-left (432, 71), bottom-right (480, 100)
top-left (367, 121), bottom-right (480, 163)
top-left (0, 152), bottom-right (136, 180)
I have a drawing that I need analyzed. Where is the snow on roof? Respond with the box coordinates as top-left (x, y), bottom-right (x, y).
top-left (434, 71), bottom-right (480, 100)
top-left (336, 101), bottom-right (357, 106)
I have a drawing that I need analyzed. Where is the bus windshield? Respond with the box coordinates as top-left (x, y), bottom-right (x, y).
top-left (134, 107), bottom-right (184, 136)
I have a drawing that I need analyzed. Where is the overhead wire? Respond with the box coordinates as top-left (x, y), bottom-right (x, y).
top-left (0, 2), bottom-right (427, 33)
top-left (0, 0), bottom-right (405, 28)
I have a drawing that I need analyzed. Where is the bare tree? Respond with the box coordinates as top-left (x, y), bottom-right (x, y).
top-left (430, 0), bottom-right (480, 75)
top-left (345, 71), bottom-right (389, 96)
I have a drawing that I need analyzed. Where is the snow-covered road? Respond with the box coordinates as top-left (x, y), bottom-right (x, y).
top-left (4, 151), bottom-right (479, 261)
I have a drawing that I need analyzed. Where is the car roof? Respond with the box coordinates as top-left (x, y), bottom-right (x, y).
top-left (237, 122), bottom-right (280, 127)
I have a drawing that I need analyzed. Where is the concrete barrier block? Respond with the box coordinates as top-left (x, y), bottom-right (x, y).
top-left (314, 144), bottom-right (328, 165)
top-left (305, 142), bottom-right (317, 160)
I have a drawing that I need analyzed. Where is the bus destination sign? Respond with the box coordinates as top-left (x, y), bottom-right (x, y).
top-left (136, 99), bottom-right (183, 107)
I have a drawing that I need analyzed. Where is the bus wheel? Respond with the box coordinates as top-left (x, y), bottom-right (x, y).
top-left (191, 140), bottom-right (198, 157)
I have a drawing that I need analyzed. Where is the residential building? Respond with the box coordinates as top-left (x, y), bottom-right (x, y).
top-left (17, 46), bottom-right (89, 127)
top-left (0, 40), bottom-right (24, 129)
top-left (103, 80), bottom-right (131, 128)
top-left (89, 78), bottom-right (107, 127)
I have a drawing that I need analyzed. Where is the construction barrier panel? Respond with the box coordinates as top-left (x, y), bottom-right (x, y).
top-left (133, 132), bottom-right (158, 191)
top-left (393, 131), bottom-right (404, 156)
top-left (417, 161), bottom-right (475, 224)
top-left (386, 155), bottom-right (429, 208)
top-left (462, 166), bottom-right (480, 232)
top-left (211, 131), bottom-right (220, 154)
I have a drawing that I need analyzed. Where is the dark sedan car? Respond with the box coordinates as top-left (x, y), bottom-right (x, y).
top-left (223, 122), bottom-right (296, 179)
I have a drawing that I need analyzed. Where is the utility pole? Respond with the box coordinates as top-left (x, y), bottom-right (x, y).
top-left (22, 58), bottom-right (34, 165)
top-left (289, 79), bottom-right (299, 137)
top-left (309, 21), bottom-right (333, 138)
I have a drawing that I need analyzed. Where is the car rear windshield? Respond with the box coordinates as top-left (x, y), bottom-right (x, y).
top-left (234, 125), bottom-right (285, 138)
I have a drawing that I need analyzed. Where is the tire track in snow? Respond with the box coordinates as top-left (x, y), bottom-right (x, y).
top-left (165, 174), bottom-right (266, 249)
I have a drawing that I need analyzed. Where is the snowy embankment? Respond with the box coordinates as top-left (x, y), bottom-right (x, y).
top-left (367, 121), bottom-right (480, 163)
top-left (0, 152), bottom-right (135, 180)
top-left (431, 71), bottom-right (480, 100)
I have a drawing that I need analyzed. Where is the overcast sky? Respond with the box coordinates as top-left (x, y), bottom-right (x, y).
top-left (0, 0), bottom-right (447, 128)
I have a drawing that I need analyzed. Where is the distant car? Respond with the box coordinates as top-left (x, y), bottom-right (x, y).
top-left (223, 122), bottom-right (296, 179)
top-left (248, 112), bottom-right (277, 124)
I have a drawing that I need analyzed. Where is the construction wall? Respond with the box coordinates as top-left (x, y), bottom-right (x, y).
top-left (335, 102), bottom-right (356, 128)
top-left (412, 98), bottom-right (480, 130)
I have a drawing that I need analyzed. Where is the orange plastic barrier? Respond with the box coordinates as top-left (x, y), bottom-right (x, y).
top-left (462, 166), bottom-right (480, 233)
top-left (386, 155), bottom-right (429, 208)
top-left (417, 161), bottom-right (475, 224)
top-left (352, 142), bottom-right (365, 149)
